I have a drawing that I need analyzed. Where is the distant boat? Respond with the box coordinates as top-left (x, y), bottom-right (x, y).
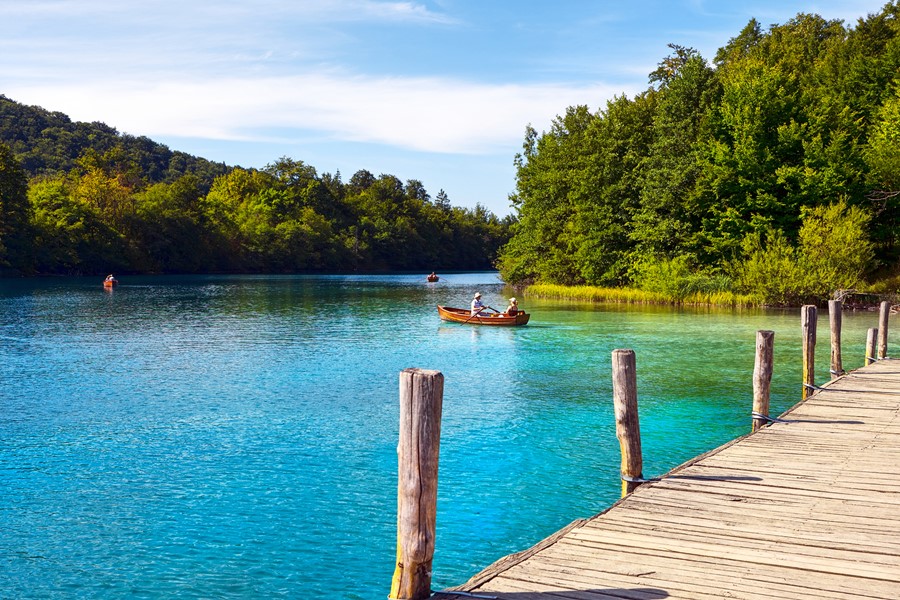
top-left (427, 273), bottom-right (439, 282)
top-left (103, 278), bottom-right (118, 288)
top-left (437, 305), bottom-right (530, 326)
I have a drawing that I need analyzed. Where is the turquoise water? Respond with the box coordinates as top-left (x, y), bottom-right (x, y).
top-left (0, 274), bottom-right (881, 598)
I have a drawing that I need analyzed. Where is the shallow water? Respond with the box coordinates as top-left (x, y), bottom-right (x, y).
top-left (0, 274), bottom-right (880, 598)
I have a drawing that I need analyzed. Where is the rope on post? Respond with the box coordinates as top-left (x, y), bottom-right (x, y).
top-left (621, 474), bottom-right (661, 484)
top-left (751, 412), bottom-right (789, 424)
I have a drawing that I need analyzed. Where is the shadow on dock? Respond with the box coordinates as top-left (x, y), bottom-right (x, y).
top-left (437, 587), bottom-right (669, 599)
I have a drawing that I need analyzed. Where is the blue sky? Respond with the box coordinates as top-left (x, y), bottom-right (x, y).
top-left (0, 1), bottom-right (890, 216)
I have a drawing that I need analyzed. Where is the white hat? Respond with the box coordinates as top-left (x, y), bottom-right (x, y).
top-left (509, 297), bottom-right (516, 303)
top-left (474, 292), bottom-right (481, 298)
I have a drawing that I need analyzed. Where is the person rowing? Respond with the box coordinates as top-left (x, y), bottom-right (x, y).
top-left (471, 292), bottom-right (489, 316)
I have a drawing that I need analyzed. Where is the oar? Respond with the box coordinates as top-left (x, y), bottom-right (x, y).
top-left (462, 311), bottom-right (483, 325)
top-left (462, 305), bottom-right (501, 324)
top-left (462, 304), bottom-right (495, 324)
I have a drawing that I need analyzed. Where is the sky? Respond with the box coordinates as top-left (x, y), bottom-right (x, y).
top-left (0, 1), bottom-right (892, 216)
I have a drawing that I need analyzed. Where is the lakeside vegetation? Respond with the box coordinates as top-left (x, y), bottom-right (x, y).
top-left (526, 283), bottom-right (757, 307)
top-left (500, 3), bottom-right (900, 307)
top-left (0, 96), bottom-right (510, 276)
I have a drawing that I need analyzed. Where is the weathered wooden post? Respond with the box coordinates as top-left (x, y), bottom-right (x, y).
top-left (828, 299), bottom-right (843, 379)
top-left (752, 330), bottom-right (774, 432)
top-left (866, 328), bottom-right (879, 366)
top-left (877, 300), bottom-right (890, 359)
top-left (801, 305), bottom-right (817, 400)
top-left (390, 368), bottom-right (444, 600)
top-left (612, 349), bottom-right (643, 497)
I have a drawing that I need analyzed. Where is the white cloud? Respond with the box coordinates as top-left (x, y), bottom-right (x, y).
top-left (8, 74), bottom-right (627, 155)
top-left (0, 0), bottom-right (457, 24)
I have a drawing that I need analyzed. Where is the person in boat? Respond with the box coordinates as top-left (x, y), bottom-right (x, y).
top-left (471, 292), bottom-right (488, 316)
top-left (505, 297), bottom-right (519, 316)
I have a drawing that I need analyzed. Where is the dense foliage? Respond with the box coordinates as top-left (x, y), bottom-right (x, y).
top-left (499, 3), bottom-right (900, 305)
top-left (0, 97), bottom-right (510, 275)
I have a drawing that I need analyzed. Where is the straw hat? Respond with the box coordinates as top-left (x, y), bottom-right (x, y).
top-left (509, 297), bottom-right (517, 303)
top-left (474, 292), bottom-right (482, 298)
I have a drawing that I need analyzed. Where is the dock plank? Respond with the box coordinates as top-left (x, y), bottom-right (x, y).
top-left (434, 359), bottom-right (900, 599)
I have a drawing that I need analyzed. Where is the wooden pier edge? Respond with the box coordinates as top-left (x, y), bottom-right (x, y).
top-left (432, 366), bottom-right (863, 599)
top-left (437, 516), bottom-right (591, 594)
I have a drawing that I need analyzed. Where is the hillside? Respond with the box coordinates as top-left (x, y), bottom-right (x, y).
top-left (0, 95), bottom-right (230, 189)
top-left (0, 95), bottom-right (509, 277)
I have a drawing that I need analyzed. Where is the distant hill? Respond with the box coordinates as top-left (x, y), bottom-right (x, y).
top-left (0, 94), bottom-right (230, 190)
top-left (0, 94), bottom-right (509, 277)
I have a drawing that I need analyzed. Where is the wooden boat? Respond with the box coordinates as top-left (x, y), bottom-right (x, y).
top-left (103, 278), bottom-right (118, 288)
top-left (437, 305), bottom-right (530, 326)
top-left (427, 274), bottom-right (439, 282)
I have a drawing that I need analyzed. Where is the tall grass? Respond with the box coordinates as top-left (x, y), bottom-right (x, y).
top-left (526, 283), bottom-right (759, 307)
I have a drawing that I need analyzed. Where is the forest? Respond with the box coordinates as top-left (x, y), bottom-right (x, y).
top-left (0, 95), bottom-right (510, 276)
top-left (498, 3), bottom-right (900, 305)
top-left (3, 4), bottom-right (900, 303)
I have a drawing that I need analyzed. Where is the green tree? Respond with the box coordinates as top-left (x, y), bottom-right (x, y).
top-left (29, 177), bottom-right (129, 274)
top-left (866, 88), bottom-right (900, 192)
top-left (129, 176), bottom-right (211, 272)
top-left (569, 92), bottom-right (657, 285)
top-left (498, 107), bottom-right (598, 285)
top-left (798, 200), bottom-right (873, 296)
top-left (633, 49), bottom-right (719, 261)
top-left (733, 200), bottom-right (872, 304)
top-left (0, 143), bottom-right (31, 270)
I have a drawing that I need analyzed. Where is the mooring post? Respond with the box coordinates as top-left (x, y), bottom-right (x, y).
top-left (828, 300), bottom-right (843, 379)
top-left (612, 349), bottom-right (643, 497)
top-left (877, 301), bottom-right (890, 359)
top-left (390, 368), bottom-right (444, 600)
top-left (801, 305), bottom-right (817, 400)
top-left (866, 328), bottom-right (878, 366)
top-left (752, 330), bottom-right (775, 432)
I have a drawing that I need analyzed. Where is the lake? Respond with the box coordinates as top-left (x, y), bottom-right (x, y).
top-left (0, 273), bottom-right (879, 598)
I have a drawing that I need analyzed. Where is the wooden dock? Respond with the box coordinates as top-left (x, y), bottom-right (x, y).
top-left (435, 358), bottom-right (900, 600)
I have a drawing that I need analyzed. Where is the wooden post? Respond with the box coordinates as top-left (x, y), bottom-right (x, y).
top-left (612, 349), bottom-right (643, 497)
top-left (866, 328), bottom-right (878, 366)
top-left (828, 300), bottom-right (843, 379)
top-left (801, 305), bottom-right (817, 400)
top-left (752, 330), bottom-right (774, 432)
top-left (877, 300), bottom-right (890, 359)
top-left (390, 368), bottom-right (444, 600)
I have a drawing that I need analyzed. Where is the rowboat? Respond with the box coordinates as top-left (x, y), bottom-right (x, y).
top-left (437, 305), bottom-right (530, 326)
top-left (103, 279), bottom-right (118, 288)
top-left (427, 274), bottom-right (439, 282)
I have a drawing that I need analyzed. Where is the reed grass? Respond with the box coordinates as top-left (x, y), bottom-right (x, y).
top-left (525, 283), bottom-right (759, 307)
